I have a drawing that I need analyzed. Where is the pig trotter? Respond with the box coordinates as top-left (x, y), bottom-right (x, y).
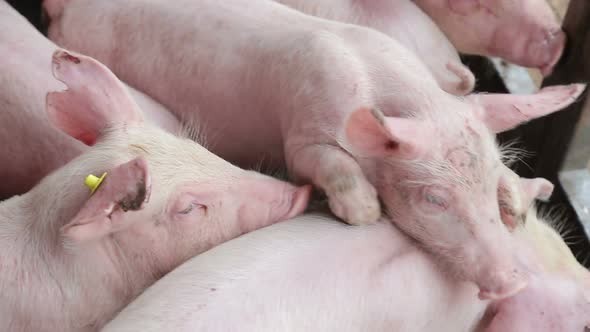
top-left (324, 173), bottom-right (380, 225)
top-left (288, 144), bottom-right (381, 225)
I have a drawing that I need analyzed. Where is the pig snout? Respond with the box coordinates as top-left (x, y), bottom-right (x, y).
top-left (461, 222), bottom-right (529, 300)
top-left (530, 28), bottom-right (566, 77)
top-left (237, 174), bottom-right (311, 232)
top-left (490, 25), bottom-right (565, 76)
top-left (477, 267), bottom-right (528, 300)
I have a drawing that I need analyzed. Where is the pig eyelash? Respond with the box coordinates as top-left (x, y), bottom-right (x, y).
top-left (178, 203), bottom-right (206, 215)
top-left (178, 204), bottom-right (194, 215)
top-left (424, 194), bottom-right (447, 209)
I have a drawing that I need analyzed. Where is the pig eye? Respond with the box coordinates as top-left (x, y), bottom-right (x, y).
top-left (422, 186), bottom-right (449, 212)
top-left (177, 202), bottom-right (206, 215)
top-left (425, 194), bottom-right (446, 208)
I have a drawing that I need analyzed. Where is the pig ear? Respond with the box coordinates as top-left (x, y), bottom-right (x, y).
top-left (61, 157), bottom-right (151, 242)
top-left (46, 49), bottom-right (143, 146)
top-left (344, 108), bottom-right (428, 159)
top-left (498, 174), bottom-right (554, 230)
top-left (520, 177), bottom-right (554, 203)
top-left (469, 84), bottom-right (586, 133)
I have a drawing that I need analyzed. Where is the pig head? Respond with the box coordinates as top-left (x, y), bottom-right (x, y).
top-left (344, 83), bottom-right (585, 299)
top-left (0, 49), bottom-right (310, 331)
top-left (414, 0), bottom-right (566, 75)
top-left (480, 210), bottom-right (590, 332)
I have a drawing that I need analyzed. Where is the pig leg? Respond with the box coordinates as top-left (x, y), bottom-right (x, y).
top-left (287, 144), bottom-right (380, 225)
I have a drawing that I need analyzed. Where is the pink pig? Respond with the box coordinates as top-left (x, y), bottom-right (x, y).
top-left (413, 0), bottom-right (566, 76)
top-left (272, 0), bottom-right (476, 95)
top-left (44, 0), bottom-right (585, 299)
top-left (0, 50), bottom-right (310, 332)
top-left (102, 195), bottom-right (590, 332)
top-left (0, 0), bottom-right (179, 199)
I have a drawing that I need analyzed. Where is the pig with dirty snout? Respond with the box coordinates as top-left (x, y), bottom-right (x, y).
top-left (43, 0), bottom-right (585, 300)
top-left (0, 50), bottom-right (310, 332)
top-left (413, 0), bottom-right (566, 76)
top-left (101, 188), bottom-right (590, 332)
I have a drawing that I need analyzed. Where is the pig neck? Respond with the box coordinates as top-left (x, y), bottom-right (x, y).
top-left (0, 162), bottom-right (151, 331)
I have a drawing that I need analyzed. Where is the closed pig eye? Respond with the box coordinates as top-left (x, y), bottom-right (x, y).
top-left (422, 186), bottom-right (449, 212)
top-left (425, 194), bottom-right (446, 207)
top-left (177, 202), bottom-right (206, 215)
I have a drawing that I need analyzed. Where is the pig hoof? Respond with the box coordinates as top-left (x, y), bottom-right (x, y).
top-left (325, 176), bottom-right (381, 225)
top-left (445, 62), bottom-right (475, 95)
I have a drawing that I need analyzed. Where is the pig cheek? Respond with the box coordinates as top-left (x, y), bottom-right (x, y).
top-left (379, 184), bottom-right (411, 219)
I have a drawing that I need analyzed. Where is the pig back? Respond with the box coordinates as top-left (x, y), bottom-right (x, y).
top-left (103, 214), bottom-right (486, 332)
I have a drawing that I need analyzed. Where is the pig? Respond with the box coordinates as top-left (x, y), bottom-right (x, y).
top-left (0, 0), bottom-right (179, 200)
top-left (0, 49), bottom-right (310, 332)
top-left (271, 0), bottom-right (475, 95)
top-left (412, 0), bottom-right (566, 76)
top-left (44, 0), bottom-right (586, 298)
top-left (101, 193), bottom-right (590, 332)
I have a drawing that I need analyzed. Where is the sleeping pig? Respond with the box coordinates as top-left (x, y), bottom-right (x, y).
top-left (0, 50), bottom-right (310, 332)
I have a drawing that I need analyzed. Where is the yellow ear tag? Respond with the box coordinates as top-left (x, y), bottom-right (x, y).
top-left (84, 172), bottom-right (107, 195)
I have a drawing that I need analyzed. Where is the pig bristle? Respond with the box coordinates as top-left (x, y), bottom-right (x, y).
top-left (535, 205), bottom-right (581, 244)
top-left (497, 140), bottom-right (532, 169)
top-left (177, 114), bottom-right (208, 148)
top-left (387, 158), bottom-right (471, 188)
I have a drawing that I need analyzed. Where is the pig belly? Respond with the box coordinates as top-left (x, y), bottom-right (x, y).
top-left (103, 215), bottom-right (487, 332)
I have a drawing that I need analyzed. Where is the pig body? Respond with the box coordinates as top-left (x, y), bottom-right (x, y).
top-left (103, 211), bottom-right (590, 332)
top-left (0, 1), bottom-right (179, 199)
top-left (0, 50), bottom-right (310, 332)
top-left (45, 0), bottom-right (585, 297)
top-left (412, 0), bottom-right (566, 76)
top-left (271, 0), bottom-right (475, 95)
